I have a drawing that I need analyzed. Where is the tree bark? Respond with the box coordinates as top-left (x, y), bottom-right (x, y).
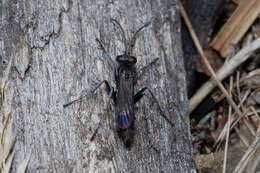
top-left (0, 0), bottom-right (196, 172)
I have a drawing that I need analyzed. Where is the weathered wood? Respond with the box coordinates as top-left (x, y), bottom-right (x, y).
top-left (211, 0), bottom-right (260, 57)
top-left (0, 0), bottom-right (196, 172)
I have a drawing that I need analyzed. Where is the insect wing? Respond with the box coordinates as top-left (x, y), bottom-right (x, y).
top-left (116, 78), bottom-right (134, 129)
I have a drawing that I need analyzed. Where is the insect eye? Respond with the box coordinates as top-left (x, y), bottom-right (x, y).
top-left (116, 55), bottom-right (137, 64)
top-left (116, 56), bottom-right (124, 62)
top-left (129, 56), bottom-right (137, 64)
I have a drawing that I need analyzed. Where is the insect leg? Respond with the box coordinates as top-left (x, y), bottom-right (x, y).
top-left (134, 87), bottom-right (146, 104)
top-left (96, 38), bottom-right (116, 70)
top-left (90, 88), bottom-right (114, 141)
top-left (134, 58), bottom-right (159, 81)
top-left (63, 80), bottom-right (113, 107)
top-left (134, 87), bottom-right (174, 127)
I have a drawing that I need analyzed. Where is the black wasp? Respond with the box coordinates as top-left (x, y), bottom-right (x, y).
top-left (64, 19), bottom-right (173, 148)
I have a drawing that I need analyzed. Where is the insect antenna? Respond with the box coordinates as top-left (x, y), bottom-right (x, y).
top-left (111, 19), bottom-right (128, 53)
top-left (126, 21), bottom-right (151, 55)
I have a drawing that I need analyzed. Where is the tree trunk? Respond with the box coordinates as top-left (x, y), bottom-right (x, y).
top-left (0, 0), bottom-right (196, 172)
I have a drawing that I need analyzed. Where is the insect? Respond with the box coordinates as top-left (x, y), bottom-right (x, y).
top-left (64, 19), bottom-right (173, 148)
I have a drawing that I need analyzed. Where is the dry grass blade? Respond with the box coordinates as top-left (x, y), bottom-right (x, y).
top-left (233, 127), bottom-right (260, 173)
top-left (223, 77), bottom-right (233, 173)
top-left (230, 91), bottom-right (251, 130)
top-left (216, 90), bottom-right (251, 144)
top-left (245, 146), bottom-right (260, 173)
top-left (246, 110), bottom-right (260, 117)
top-left (236, 72), bottom-right (244, 112)
top-left (250, 106), bottom-right (260, 121)
top-left (236, 71), bottom-right (256, 137)
top-left (246, 68), bottom-right (260, 78)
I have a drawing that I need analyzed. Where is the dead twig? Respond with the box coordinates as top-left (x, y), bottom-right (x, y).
top-left (189, 37), bottom-right (260, 113)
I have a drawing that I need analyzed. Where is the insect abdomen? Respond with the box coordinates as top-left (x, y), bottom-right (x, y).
top-left (117, 122), bottom-right (135, 148)
top-left (116, 114), bottom-right (132, 129)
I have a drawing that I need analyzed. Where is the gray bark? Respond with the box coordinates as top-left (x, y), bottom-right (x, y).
top-left (0, 0), bottom-right (196, 172)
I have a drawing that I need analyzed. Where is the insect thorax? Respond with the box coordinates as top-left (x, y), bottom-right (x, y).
top-left (116, 54), bottom-right (136, 81)
top-left (117, 65), bottom-right (136, 81)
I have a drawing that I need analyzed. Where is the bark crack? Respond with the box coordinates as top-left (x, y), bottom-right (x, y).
top-left (31, 0), bottom-right (73, 51)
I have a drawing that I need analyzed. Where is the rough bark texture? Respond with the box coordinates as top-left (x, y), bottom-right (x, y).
top-left (0, 0), bottom-right (196, 172)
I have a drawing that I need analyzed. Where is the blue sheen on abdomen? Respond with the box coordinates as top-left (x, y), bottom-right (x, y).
top-left (117, 114), bottom-right (131, 129)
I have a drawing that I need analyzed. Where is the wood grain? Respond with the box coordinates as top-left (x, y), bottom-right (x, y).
top-left (0, 0), bottom-right (195, 172)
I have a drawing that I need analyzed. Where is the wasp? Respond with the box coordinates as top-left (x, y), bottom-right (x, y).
top-left (64, 19), bottom-right (173, 148)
